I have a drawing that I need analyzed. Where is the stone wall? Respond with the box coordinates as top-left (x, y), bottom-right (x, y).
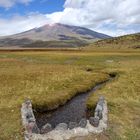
top-left (21, 96), bottom-right (108, 140)
top-left (21, 99), bottom-right (40, 140)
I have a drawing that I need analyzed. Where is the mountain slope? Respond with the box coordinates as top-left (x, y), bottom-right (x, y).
top-left (87, 33), bottom-right (140, 49)
top-left (0, 23), bottom-right (110, 48)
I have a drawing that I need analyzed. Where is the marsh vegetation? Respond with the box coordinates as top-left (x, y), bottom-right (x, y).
top-left (0, 48), bottom-right (140, 140)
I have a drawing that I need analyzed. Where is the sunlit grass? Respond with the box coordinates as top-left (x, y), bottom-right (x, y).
top-left (87, 60), bottom-right (140, 139)
top-left (0, 50), bottom-right (140, 140)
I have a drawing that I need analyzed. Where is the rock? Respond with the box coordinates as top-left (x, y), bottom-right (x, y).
top-left (21, 99), bottom-right (40, 134)
top-left (55, 123), bottom-right (68, 131)
top-left (99, 96), bottom-right (105, 101)
top-left (27, 122), bottom-right (40, 133)
top-left (98, 99), bottom-right (104, 106)
top-left (79, 118), bottom-right (87, 128)
top-left (97, 110), bottom-right (103, 120)
top-left (32, 124), bottom-right (40, 134)
top-left (95, 110), bottom-right (103, 120)
top-left (68, 122), bottom-right (78, 129)
top-left (28, 117), bottom-right (35, 123)
top-left (26, 111), bottom-right (33, 119)
top-left (95, 104), bottom-right (103, 112)
top-left (41, 123), bottom-right (52, 134)
top-left (97, 96), bottom-right (104, 107)
top-left (89, 117), bottom-right (99, 127)
top-left (25, 99), bottom-right (31, 105)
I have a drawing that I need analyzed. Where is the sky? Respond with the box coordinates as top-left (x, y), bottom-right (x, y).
top-left (0, 0), bottom-right (140, 36)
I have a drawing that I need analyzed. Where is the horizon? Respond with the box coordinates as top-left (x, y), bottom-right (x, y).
top-left (0, 0), bottom-right (140, 37)
top-left (0, 22), bottom-right (139, 38)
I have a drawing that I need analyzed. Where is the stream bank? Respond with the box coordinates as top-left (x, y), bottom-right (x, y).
top-left (35, 73), bottom-right (116, 129)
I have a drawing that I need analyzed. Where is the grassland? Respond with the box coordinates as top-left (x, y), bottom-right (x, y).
top-left (0, 49), bottom-right (140, 140)
top-left (86, 33), bottom-right (140, 49)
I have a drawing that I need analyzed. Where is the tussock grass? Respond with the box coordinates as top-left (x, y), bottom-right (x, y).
top-left (86, 33), bottom-right (140, 50)
top-left (0, 52), bottom-right (109, 140)
top-left (87, 60), bottom-right (140, 139)
top-left (0, 50), bottom-right (140, 140)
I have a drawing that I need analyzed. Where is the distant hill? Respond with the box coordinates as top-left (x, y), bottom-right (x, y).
top-left (87, 33), bottom-right (140, 49)
top-left (0, 23), bottom-right (110, 48)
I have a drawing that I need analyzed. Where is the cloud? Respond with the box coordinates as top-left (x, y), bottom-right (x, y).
top-left (0, 13), bottom-right (48, 36)
top-left (46, 0), bottom-right (140, 36)
top-left (0, 0), bottom-right (33, 8)
top-left (0, 0), bottom-right (140, 36)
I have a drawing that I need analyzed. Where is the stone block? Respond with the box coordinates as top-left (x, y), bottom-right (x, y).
top-left (41, 123), bottom-right (52, 134)
top-left (55, 123), bottom-right (68, 131)
top-left (68, 122), bottom-right (78, 129)
top-left (89, 117), bottom-right (99, 127)
top-left (79, 118), bottom-right (87, 128)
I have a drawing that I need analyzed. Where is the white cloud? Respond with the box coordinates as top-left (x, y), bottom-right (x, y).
top-left (0, 0), bottom-right (33, 8)
top-left (0, 13), bottom-right (48, 36)
top-left (0, 0), bottom-right (140, 36)
top-left (48, 0), bottom-right (140, 36)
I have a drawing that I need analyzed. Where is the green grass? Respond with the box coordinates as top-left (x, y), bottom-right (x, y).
top-left (0, 50), bottom-right (140, 140)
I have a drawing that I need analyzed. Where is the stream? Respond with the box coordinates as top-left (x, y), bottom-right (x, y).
top-left (35, 78), bottom-right (114, 129)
